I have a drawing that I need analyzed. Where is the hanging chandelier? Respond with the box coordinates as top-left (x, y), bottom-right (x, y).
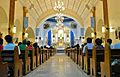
top-left (54, 0), bottom-right (65, 26)
top-left (54, 0), bottom-right (65, 12)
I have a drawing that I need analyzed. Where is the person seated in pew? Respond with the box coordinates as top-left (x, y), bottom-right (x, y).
top-left (95, 38), bottom-right (104, 50)
top-left (44, 45), bottom-right (47, 48)
top-left (27, 41), bottom-right (33, 56)
top-left (0, 38), bottom-right (3, 61)
top-left (3, 35), bottom-right (15, 50)
top-left (41, 46), bottom-right (43, 49)
top-left (3, 35), bottom-right (16, 77)
top-left (33, 42), bottom-right (39, 48)
top-left (27, 41), bottom-right (33, 51)
top-left (0, 38), bottom-right (3, 50)
top-left (19, 39), bottom-right (27, 51)
top-left (107, 38), bottom-right (114, 49)
top-left (82, 38), bottom-right (93, 54)
top-left (18, 42), bottom-right (22, 46)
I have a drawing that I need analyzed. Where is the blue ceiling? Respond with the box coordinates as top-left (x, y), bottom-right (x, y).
top-left (46, 16), bottom-right (74, 22)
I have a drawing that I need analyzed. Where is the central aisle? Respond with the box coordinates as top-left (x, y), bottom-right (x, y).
top-left (24, 53), bottom-right (88, 77)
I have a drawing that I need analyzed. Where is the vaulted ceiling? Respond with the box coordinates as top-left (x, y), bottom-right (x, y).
top-left (19, 0), bottom-right (98, 26)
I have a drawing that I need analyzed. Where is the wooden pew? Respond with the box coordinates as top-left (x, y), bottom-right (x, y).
top-left (1, 46), bottom-right (22, 77)
top-left (78, 48), bottom-right (83, 69)
top-left (74, 48), bottom-right (77, 63)
top-left (47, 48), bottom-right (51, 59)
top-left (19, 47), bottom-right (30, 75)
top-left (41, 48), bottom-right (47, 63)
top-left (75, 47), bottom-right (80, 64)
top-left (0, 62), bottom-right (8, 77)
top-left (44, 48), bottom-right (48, 61)
top-left (101, 49), bottom-right (120, 77)
top-left (41, 49), bottom-right (44, 63)
top-left (84, 49), bottom-right (92, 74)
top-left (50, 48), bottom-right (54, 56)
top-left (90, 46), bottom-right (104, 77)
top-left (29, 48), bottom-right (36, 70)
top-left (34, 47), bottom-right (40, 67)
top-left (66, 48), bottom-right (71, 57)
top-left (52, 48), bottom-right (55, 56)
top-left (39, 48), bottom-right (42, 65)
top-left (71, 48), bottom-right (75, 61)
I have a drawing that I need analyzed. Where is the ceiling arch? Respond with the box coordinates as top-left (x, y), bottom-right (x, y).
top-left (26, 27), bottom-right (35, 39)
top-left (36, 9), bottom-right (84, 27)
top-left (19, 0), bottom-right (99, 27)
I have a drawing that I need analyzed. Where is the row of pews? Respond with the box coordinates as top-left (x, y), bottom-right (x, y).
top-left (65, 46), bottom-right (120, 77)
top-left (0, 46), bottom-right (56, 77)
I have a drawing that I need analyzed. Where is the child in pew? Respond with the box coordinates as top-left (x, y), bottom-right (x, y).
top-left (3, 35), bottom-right (15, 50)
top-left (3, 35), bottom-right (16, 77)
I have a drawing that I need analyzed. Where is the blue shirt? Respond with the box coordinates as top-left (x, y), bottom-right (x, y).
top-left (83, 43), bottom-right (93, 53)
top-left (3, 43), bottom-right (15, 50)
top-left (113, 43), bottom-right (120, 49)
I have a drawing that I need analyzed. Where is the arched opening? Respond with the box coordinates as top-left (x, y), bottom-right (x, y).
top-left (26, 27), bottom-right (35, 42)
top-left (36, 16), bottom-right (82, 48)
top-left (0, 7), bottom-right (8, 36)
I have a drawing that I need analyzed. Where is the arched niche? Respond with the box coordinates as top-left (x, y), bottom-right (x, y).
top-left (0, 6), bottom-right (8, 36)
top-left (85, 27), bottom-right (94, 38)
top-left (15, 19), bottom-right (21, 34)
top-left (14, 19), bottom-right (22, 42)
top-left (96, 19), bottom-right (104, 38)
top-left (26, 27), bottom-right (35, 42)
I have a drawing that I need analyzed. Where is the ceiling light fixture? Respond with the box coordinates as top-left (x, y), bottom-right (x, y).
top-left (54, 0), bottom-right (65, 26)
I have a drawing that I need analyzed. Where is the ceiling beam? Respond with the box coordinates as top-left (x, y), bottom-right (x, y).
top-left (67, 0), bottom-right (69, 8)
top-left (44, 0), bottom-right (48, 10)
top-left (80, 0), bottom-right (90, 16)
top-left (36, 0), bottom-right (44, 13)
top-left (29, 0), bottom-right (40, 18)
top-left (50, 0), bottom-right (53, 8)
top-left (72, 0), bottom-right (76, 10)
top-left (76, 0), bottom-right (82, 14)
top-left (29, 11), bottom-right (37, 22)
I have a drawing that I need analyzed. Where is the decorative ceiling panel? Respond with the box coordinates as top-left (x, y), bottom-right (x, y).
top-left (19, 0), bottom-right (99, 26)
top-left (50, 0), bottom-right (56, 9)
top-left (68, 0), bottom-right (74, 10)
top-left (37, 0), bottom-right (47, 12)
top-left (62, 0), bottom-right (68, 8)
top-left (45, 0), bottom-right (52, 9)
top-left (73, 0), bottom-right (80, 12)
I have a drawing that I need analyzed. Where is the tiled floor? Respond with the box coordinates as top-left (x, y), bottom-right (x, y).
top-left (24, 53), bottom-right (88, 77)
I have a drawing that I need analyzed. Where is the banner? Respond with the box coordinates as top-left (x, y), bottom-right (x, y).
top-left (90, 17), bottom-right (95, 28)
top-left (24, 17), bottom-right (28, 28)
top-left (48, 30), bottom-right (51, 46)
top-left (36, 28), bottom-right (39, 36)
top-left (70, 31), bottom-right (74, 46)
top-left (81, 28), bottom-right (85, 36)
